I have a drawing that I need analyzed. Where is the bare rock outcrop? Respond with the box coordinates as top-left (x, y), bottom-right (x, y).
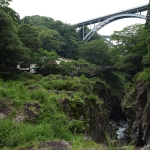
top-left (0, 98), bottom-right (12, 118)
top-left (122, 81), bottom-right (150, 146)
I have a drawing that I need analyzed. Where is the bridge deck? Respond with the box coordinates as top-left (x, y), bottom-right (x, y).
top-left (76, 4), bottom-right (147, 27)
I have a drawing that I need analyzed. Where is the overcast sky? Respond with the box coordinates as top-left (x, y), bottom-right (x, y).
top-left (10, 0), bottom-right (149, 35)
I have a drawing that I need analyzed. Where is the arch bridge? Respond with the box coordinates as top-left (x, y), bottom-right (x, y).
top-left (75, 4), bottom-right (147, 41)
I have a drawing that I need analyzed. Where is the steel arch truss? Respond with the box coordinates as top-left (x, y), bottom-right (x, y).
top-left (83, 14), bottom-right (146, 41)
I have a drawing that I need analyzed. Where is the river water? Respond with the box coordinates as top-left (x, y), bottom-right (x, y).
top-left (113, 121), bottom-right (128, 146)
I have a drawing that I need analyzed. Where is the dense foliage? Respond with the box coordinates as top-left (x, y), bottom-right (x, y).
top-left (145, 1), bottom-right (150, 31)
top-left (108, 1), bottom-right (150, 92)
top-left (20, 16), bottom-right (80, 59)
top-left (0, 7), bottom-right (30, 69)
top-left (1, 0), bottom-right (150, 149)
top-left (0, 1), bottom-right (106, 71)
top-left (78, 38), bottom-right (111, 66)
top-left (110, 24), bottom-right (148, 75)
top-left (0, 0), bottom-right (12, 6)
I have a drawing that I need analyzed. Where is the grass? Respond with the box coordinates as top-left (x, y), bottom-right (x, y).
top-left (0, 73), bottom-right (105, 149)
top-left (0, 73), bottom-right (135, 150)
top-left (71, 135), bottom-right (103, 150)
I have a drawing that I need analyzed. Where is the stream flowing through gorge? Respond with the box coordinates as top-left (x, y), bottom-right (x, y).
top-left (112, 121), bottom-right (129, 146)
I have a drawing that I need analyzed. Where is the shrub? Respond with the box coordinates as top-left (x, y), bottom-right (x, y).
top-left (136, 67), bottom-right (150, 83)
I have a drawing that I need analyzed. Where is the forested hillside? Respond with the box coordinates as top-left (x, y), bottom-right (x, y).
top-left (1, 0), bottom-right (150, 150)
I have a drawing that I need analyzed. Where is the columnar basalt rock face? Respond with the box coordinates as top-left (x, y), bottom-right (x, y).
top-left (61, 93), bottom-right (112, 142)
top-left (87, 85), bottom-right (126, 142)
top-left (122, 81), bottom-right (150, 146)
top-left (88, 103), bottom-right (111, 142)
top-left (60, 83), bottom-right (123, 142)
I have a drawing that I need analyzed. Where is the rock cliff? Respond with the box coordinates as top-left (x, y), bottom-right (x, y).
top-left (122, 81), bottom-right (150, 146)
top-left (60, 82), bottom-right (124, 142)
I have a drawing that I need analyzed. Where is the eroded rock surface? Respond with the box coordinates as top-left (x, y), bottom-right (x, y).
top-left (39, 140), bottom-right (72, 150)
top-left (0, 98), bottom-right (12, 118)
top-left (122, 81), bottom-right (150, 146)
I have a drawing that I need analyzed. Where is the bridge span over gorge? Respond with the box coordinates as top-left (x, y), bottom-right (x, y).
top-left (75, 4), bottom-right (148, 41)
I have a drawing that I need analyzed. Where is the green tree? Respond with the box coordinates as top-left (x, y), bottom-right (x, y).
top-left (18, 24), bottom-right (42, 63)
top-left (0, 0), bottom-right (19, 23)
top-left (21, 16), bottom-right (81, 59)
top-left (2, 6), bottom-right (20, 23)
top-left (0, 8), bottom-right (30, 69)
top-left (0, 0), bottom-right (11, 6)
top-left (36, 50), bottom-right (59, 75)
top-left (20, 15), bottom-right (54, 29)
top-left (78, 39), bottom-right (110, 66)
top-left (145, 1), bottom-right (150, 31)
top-left (110, 24), bottom-right (148, 75)
top-left (50, 21), bottom-right (80, 59)
top-left (143, 0), bottom-right (150, 66)
top-left (39, 28), bottom-right (61, 52)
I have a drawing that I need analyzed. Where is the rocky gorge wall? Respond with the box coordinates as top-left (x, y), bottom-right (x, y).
top-left (60, 82), bottom-right (124, 143)
top-left (122, 81), bottom-right (150, 146)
